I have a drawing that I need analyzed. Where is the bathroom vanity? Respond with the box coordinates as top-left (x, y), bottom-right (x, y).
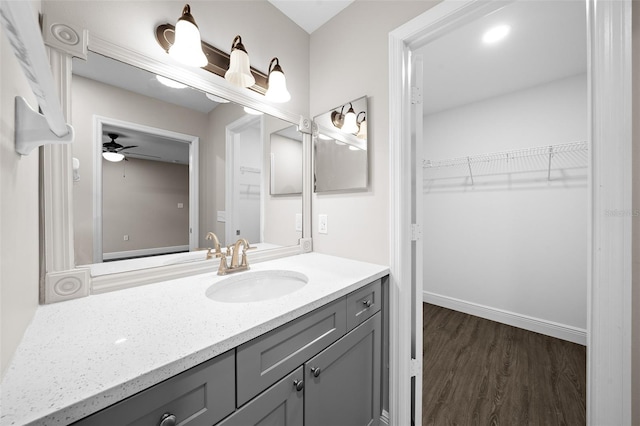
top-left (0, 253), bottom-right (388, 425)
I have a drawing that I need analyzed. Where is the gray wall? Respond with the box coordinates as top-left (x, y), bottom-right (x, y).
top-left (102, 158), bottom-right (189, 254)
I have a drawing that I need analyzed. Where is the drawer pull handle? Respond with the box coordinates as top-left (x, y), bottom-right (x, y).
top-left (159, 413), bottom-right (177, 426)
top-left (363, 299), bottom-right (372, 308)
top-left (293, 379), bottom-right (304, 391)
top-left (311, 367), bottom-right (322, 377)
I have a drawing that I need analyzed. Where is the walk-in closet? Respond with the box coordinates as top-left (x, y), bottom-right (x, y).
top-left (417, 1), bottom-right (588, 423)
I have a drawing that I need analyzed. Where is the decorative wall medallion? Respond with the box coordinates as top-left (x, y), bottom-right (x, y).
top-left (41, 15), bottom-right (87, 59)
top-left (45, 269), bottom-right (90, 304)
top-left (299, 117), bottom-right (312, 134)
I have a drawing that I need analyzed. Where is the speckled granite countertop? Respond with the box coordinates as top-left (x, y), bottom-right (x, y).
top-left (0, 253), bottom-right (389, 426)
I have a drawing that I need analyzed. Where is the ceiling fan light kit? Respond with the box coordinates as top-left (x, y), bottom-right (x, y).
top-left (102, 133), bottom-right (137, 162)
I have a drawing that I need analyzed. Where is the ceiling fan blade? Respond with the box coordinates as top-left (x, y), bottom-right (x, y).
top-left (118, 145), bottom-right (138, 151)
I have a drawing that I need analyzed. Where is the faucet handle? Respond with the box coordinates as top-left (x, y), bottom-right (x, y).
top-left (218, 255), bottom-right (229, 275)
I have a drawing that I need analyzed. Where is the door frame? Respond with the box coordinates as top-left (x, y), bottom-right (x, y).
top-left (388, 0), bottom-right (632, 424)
top-left (93, 115), bottom-right (199, 263)
top-left (225, 114), bottom-right (264, 246)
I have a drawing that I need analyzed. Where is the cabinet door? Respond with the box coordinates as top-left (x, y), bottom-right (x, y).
top-left (73, 350), bottom-right (235, 426)
top-left (305, 313), bottom-right (381, 426)
top-left (217, 367), bottom-right (304, 426)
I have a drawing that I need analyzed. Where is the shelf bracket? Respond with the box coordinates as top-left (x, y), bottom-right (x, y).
top-left (14, 96), bottom-right (74, 156)
top-left (466, 156), bottom-right (474, 185)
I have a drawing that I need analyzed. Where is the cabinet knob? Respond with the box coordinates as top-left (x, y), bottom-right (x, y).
top-left (363, 299), bottom-right (372, 308)
top-left (311, 366), bottom-right (321, 377)
top-left (293, 379), bottom-right (304, 392)
top-left (159, 413), bottom-right (177, 426)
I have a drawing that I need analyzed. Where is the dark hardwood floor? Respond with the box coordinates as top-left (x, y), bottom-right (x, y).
top-left (423, 304), bottom-right (586, 426)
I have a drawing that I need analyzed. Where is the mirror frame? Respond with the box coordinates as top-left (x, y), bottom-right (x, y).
top-left (40, 24), bottom-right (313, 303)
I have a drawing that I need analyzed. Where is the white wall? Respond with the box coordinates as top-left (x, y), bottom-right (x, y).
top-left (310, 0), bottom-right (438, 265)
top-left (0, 1), bottom-right (42, 377)
top-left (422, 74), bottom-right (588, 335)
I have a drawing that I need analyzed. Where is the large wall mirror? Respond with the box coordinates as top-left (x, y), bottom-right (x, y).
top-left (66, 40), bottom-right (309, 278)
top-left (313, 96), bottom-right (368, 192)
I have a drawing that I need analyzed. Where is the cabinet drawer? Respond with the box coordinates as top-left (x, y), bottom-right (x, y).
top-left (346, 279), bottom-right (381, 331)
top-left (236, 298), bottom-right (346, 406)
top-left (73, 350), bottom-right (235, 426)
top-left (218, 367), bottom-right (304, 426)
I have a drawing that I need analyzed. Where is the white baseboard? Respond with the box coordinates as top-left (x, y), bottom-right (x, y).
top-left (423, 291), bottom-right (586, 346)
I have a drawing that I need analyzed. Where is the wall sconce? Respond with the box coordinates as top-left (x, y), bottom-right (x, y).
top-left (156, 4), bottom-right (290, 102)
top-left (331, 103), bottom-right (359, 133)
top-left (265, 57), bottom-right (290, 103)
top-left (225, 35), bottom-right (255, 88)
top-left (168, 4), bottom-right (207, 67)
top-left (356, 112), bottom-right (367, 139)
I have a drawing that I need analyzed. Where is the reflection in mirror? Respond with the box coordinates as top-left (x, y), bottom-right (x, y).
top-left (71, 51), bottom-right (302, 270)
top-left (313, 96), bottom-right (368, 192)
top-left (270, 125), bottom-right (303, 195)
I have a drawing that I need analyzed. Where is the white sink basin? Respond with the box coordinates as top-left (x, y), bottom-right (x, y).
top-left (206, 270), bottom-right (308, 303)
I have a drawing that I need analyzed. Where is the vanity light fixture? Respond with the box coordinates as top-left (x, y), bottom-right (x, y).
top-left (265, 57), bottom-right (291, 103)
top-left (331, 105), bottom-right (345, 129)
top-left (155, 75), bottom-right (188, 89)
top-left (482, 24), bottom-right (510, 44)
top-left (225, 35), bottom-right (255, 88)
top-left (168, 4), bottom-right (208, 67)
top-left (356, 111), bottom-right (367, 139)
top-left (341, 104), bottom-right (359, 134)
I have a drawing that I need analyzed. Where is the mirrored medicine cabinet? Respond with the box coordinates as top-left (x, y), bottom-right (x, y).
top-left (313, 96), bottom-right (368, 192)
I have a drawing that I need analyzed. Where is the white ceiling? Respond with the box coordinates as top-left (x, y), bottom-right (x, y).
top-left (267, 0), bottom-right (354, 34)
top-left (417, 0), bottom-right (587, 115)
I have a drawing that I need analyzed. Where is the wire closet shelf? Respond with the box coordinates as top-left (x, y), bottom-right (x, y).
top-left (422, 141), bottom-right (588, 185)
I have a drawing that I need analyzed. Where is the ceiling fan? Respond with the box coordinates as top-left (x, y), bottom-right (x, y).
top-left (102, 133), bottom-right (137, 162)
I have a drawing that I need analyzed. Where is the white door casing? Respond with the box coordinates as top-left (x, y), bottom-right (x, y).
top-left (389, 0), bottom-right (632, 424)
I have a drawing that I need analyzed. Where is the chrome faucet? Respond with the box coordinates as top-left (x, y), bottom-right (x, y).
top-left (218, 238), bottom-right (254, 275)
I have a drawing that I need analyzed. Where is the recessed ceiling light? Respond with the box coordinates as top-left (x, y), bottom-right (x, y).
top-left (155, 75), bottom-right (188, 89)
top-left (482, 24), bottom-right (510, 44)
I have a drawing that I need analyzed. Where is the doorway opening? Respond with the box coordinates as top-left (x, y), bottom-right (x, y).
top-left (389, 0), bottom-right (632, 424)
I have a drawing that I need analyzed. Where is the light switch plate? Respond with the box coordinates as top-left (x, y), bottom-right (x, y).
top-left (318, 214), bottom-right (328, 234)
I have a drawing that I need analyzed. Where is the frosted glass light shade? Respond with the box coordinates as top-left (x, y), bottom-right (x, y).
top-left (169, 16), bottom-right (207, 67)
top-left (102, 152), bottom-right (124, 162)
top-left (342, 106), bottom-right (358, 134)
top-left (356, 119), bottom-right (367, 139)
top-left (265, 70), bottom-right (290, 103)
top-left (225, 36), bottom-right (255, 88)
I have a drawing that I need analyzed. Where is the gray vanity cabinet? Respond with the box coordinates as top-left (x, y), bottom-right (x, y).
top-left (305, 313), bottom-right (381, 426)
top-left (73, 350), bottom-right (235, 426)
top-left (217, 367), bottom-right (304, 426)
